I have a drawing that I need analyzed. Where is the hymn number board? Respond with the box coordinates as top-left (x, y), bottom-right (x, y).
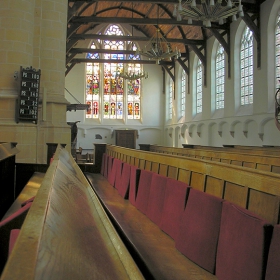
top-left (18, 66), bottom-right (41, 124)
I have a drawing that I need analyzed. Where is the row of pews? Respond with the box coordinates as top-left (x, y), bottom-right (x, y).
top-left (87, 151), bottom-right (280, 279)
top-left (139, 144), bottom-right (280, 174)
top-left (1, 143), bottom-right (280, 279)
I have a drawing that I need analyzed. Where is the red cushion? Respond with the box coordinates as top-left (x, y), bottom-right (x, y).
top-left (105, 155), bottom-right (113, 179)
top-left (8, 229), bottom-right (20, 255)
top-left (146, 173), bottom-right (168, 226)
top-left (266, 224), bottom-right (280, 279)
top-left (159, 179), bottom-right (189, 239)
top-left (117, 163), bottom-right (131, 199)
top-left (0, 202), bottom-right (32, 228)
top-left (21, 196), bottom-right (35, 207)
top-left (111, 159), bottom-right (123, 188)
top-left (103, 154), bottom-right (109, 178)
top-left (107, 157), bottom-right (116, 185)
top-left (0, 202), bottom-right (32, 270)
top-left (100, 153), bottom-right (107, 176)
top-left (175, 189), bottom-right (223, 273)
top-left (135, 170), bottom-right (154, 214)
top-left (128, 166), bottom-right (140, 206)
top-left (216, 201), bottom-right (273, 280)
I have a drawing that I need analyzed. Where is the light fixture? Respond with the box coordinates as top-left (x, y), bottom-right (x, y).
top-left (138, 5), bottom-right (181, 64)
top-left (116, 66), bottom-right (148, 81)
top-left (173, 0), bottom-right (244, 27)
top-left (116, 2), bottom-right (148, 81)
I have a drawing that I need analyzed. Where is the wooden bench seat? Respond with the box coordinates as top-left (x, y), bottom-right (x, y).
top-left (86, 173), bottom-right (217, 280)
top-left (0, 147), bottom-right (143, 280)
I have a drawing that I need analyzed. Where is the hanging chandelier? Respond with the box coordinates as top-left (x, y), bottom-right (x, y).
top-left (173, 0), bottom-right (244, 27)
top-left (138, 5), bottom-right (181, 64)
top-left (116, 66), bottom-right (148, 81)
top-left (138, 29), bottom-right (181, 64)
top-left (116, 2), bottom-right (148, 81)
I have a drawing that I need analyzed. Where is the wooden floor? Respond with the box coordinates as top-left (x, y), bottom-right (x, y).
top-left (1, 172), bottom-right (45, 221)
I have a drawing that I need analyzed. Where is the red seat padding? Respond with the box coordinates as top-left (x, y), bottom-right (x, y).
top-left (103, 154), bottom-right (110, 179)
top-left (159, 179), bottom-right (189, 240)
top-left (266, 224), bottom-right (280, 279)
top-left (117, 163), bottom-right (131, 199)
top-left (128, 166), bottom-right (140, 206)
top-left (0, 202), bottom-right (32, 272)
top-left (135, 170), bottom-right (154, 214)
top-left (175, 189), bottom-right (223, 273)
top-left (21, 196), bottom-right (35, 207)
top-left (216, 201), bottom-right (273, 280)
top-left (111, 159), bottom-right (123, 188)
top-left (8, 229), bottom-right (20, 256)
top-left (100, 153), bottom-right (107, 176)
top-left (105, 156), bottom-right (114, 180)
top-left (146, 173), bottom-right (168, 226)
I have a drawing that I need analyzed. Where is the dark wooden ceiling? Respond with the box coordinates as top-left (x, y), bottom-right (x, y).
top-left (66, 0), bottom-right (266, 75)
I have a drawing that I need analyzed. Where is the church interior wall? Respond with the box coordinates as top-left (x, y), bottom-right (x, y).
top-left (164, 0), bottom-right (280, 147)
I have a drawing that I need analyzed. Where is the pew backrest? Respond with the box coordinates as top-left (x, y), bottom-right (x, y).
top-left (106, 145), bottom-right (280, 224)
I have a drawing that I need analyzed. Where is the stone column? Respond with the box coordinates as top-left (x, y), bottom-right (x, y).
top-left (36, 0), bottom-right (70, 163)
top-left (0, 0), bottom-right (70, 164)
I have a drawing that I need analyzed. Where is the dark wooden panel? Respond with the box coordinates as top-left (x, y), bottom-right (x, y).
top-left (115, 130), bottom-right (136, 149)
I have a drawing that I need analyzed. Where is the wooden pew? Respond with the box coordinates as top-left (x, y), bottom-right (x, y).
top-left (87, 146), bottom-right (277, 279)
top-left (147, 145), bottom-right (280, 174)
top-left (0, 146), bottom-right (144, 280)
top-left (0, 143), bottom-right (19, 219)
top-left (107, 145), bottom-right (280, 224)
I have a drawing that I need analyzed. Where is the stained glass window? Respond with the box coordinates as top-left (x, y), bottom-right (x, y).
top-left (127, 44), bottom-right (141, 120)
top-left (86, 43), bottom-right (100, 119)
top-left (196, 59), bottom-right (203, 114)
top-left (215, 44), bottom-right (225, 109)
top-left (240, 26), bottom-right (253, 105)
top-left (181, 70), bottom-right (186, 117)
top-left (86, 25), bottom-right (142, 120)
top-left (276, 13), bottom-right (280, 90)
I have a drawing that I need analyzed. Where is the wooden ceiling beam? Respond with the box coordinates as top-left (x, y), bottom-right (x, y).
top-left (68, 34), bottom-right (204, 45)
top-left (69, 16), bottom-right (227, 29)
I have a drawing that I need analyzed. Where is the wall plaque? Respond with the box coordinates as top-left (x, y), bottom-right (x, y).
top-left (17, 66), bottom-right (41, 124)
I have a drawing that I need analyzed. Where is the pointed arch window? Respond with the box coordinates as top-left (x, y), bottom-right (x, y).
top-left (85, 24), bottom-right (142, 120)
top-left (215, 44), bottom-right (225, 109)
top-left (276, 13), bottom-right (280, 90)
top-left (196, 59), bottom-right (203, 114)
top-left (86, 42), bottom-right (100, 119)
top-left (167, 78), bottom-right (173, 120)
top-left (240, 26), bottom-right (253, 105)
top-left (181, 70), bottom-right (186, 117)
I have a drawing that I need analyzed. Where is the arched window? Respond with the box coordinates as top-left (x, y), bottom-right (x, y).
top-left (240, 26), bottom-right (253, 105)
top-left (181, 70), bottom-right (186, 117)
top-left (215, 44), bottom-right (225, 109)
top-left (85, 24), bottom-right (142, 120)
top-left (276, 12), bottom-right (280, 90)
top-left (167, 78), bottom-right (173, 120)
top-left (196, 59), bottom-right (203, 114)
